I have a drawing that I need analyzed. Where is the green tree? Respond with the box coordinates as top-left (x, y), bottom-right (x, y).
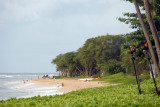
top-left (119, 0), bottom-right (160, 79)
top-left (76, 35), bottom-right (124, 76)
top-left (52, 35), bottom-right (125, 77)
top-left (133, 0), bottom-right (160, 79)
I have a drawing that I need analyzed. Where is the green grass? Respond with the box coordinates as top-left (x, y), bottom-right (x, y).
top-left (54, 76), bottom-right (66, 79)
top-left (55, 75), bottom-right (95, 79)
top-left (96, 72), bottom-right (150, 84)
top-left (1, 73), bottom-right (160, 107)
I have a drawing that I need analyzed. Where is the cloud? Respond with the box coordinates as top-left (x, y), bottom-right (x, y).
top-left (0, 0), bottom-right (53, 22)
top-left (0, 0), bottom-right (136, 73)
top-left (0, 0), bottom-right (123, 23)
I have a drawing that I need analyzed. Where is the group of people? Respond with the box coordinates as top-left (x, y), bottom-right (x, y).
top-left (57, 82), bottom-right (64, 88)
top-left (23, 80), bottom-right (28, 84)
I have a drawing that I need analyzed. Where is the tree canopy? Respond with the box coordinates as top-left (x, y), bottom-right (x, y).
top-left (52, 35), bottom-right (125, 77)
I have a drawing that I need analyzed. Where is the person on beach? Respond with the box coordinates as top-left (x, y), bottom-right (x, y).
top-left (61, 82), bottom-right (64, 87)
top-left (23, 80), bottom-right (25, 84)
top-left (85, 79), bottom-right (88, 82)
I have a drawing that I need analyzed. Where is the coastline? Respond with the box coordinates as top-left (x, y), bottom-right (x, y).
top-left (30, 78), bottom-right (117, 93)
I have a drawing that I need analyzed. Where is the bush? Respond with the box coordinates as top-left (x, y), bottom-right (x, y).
top-left (92, 75), bottom-right (99, 78)
top-left (102, 59), bottom-right (125, 75)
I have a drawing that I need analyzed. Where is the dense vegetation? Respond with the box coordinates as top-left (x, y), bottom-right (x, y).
top-left (1, 73), bottom-right (160, 107)
top-left (52, 35), bottom-right (125, 77)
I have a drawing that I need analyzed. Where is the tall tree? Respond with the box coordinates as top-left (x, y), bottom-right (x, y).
top-left (143, 0), bottom-right (160, 64)
top-left (133, 0), bottom-right (160, 79)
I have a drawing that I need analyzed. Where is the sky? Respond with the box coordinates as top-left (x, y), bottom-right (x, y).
top-left (0, 0), bottom-right (136, 73)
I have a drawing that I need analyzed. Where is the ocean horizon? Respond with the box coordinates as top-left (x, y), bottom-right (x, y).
top-left (0, 73), bottom-right (63, 100)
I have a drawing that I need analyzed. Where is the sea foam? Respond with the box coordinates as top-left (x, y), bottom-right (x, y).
top-left (0, 73), bottom-right (61, 100)
top-left (7, 80), bottom-right (62, 99)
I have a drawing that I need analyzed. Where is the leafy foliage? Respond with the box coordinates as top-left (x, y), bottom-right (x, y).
top-left (101, 60), bottom-right (125, 75)
top-left (52, 35), bottom-right (125, 76)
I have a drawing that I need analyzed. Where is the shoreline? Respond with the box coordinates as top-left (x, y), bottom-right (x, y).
top-left (30, 78), bottom-right (117, 93)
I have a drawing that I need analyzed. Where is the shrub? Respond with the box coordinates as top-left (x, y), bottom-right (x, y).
top-left (102, 59), bottom-right (125, 75)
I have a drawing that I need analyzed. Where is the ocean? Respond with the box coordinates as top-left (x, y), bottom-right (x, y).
top-left (0, 73), bottom-right (63, 100)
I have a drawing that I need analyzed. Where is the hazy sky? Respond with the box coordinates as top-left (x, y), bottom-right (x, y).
top-left (0, 0), bottom-right (136, 73)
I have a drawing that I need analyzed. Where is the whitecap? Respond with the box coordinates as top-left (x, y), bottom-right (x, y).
top-left (0, 75), bottom-right (13, 78)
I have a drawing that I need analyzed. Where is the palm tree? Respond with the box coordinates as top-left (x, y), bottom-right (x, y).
top-left (143, 0), bottom-right (160, 64)
top-left (133, 0), bottom-right (160, 79)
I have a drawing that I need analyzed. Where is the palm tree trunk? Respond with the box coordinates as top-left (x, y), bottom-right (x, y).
top-left (143, 0), bottom-right (160, 64)
top-left (134, 0), bottom-right (160, 79)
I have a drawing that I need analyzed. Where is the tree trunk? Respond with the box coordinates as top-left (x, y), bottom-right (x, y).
top-left (75, 67), bottom-right (82, 74)
top-left (134, 0), bottom-right (160, 79)
top-left (98, 70), bottom-right (101, 77)
top-left (143, 0), bottom-right (160, 64)
top-left (67, 69), bottom-right (69, 77)
top-left (85, 67), bottom-right (88, 76)
top-left (62, 70), bottom-right (64, 76)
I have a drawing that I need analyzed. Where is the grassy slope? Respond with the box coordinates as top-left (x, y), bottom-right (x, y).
top-left (0, 73), bottom-right (160, 107)
top-left (96, 72), bottom-right (150, 84)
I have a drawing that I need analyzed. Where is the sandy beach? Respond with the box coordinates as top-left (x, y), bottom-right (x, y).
top-left (31, 78), bottom-right (117, 93)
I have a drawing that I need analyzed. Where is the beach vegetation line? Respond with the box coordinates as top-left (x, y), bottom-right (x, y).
top-left (0, 73), bottom-right (160, 106)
